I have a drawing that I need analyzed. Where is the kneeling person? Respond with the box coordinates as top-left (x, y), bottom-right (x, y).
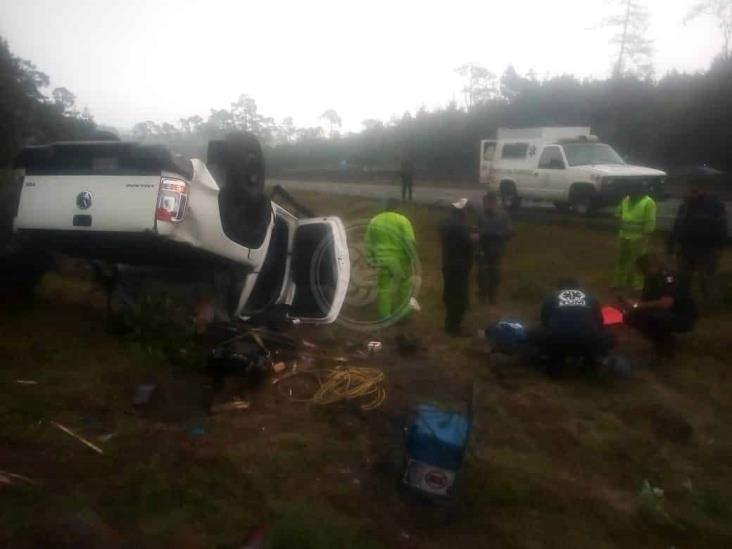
top-left (534, 279), bottom-right (615, 372)
top-left (624, 254), bottom-right (697, 363)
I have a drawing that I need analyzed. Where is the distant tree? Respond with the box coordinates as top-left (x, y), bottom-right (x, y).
top-left (278, 116), bottom-right (297, 143)
top-left (685, 0), bottom-right (732, 60)
top-left (0, 36), bottom-right (95, 165)
top-left (80, 106), bottom-right (94, 124)
top-left (231, 94), bottom-right (260, 132)
top-left (603, 0), bottom-right (654, 78)
top-left (320, 108), bottom-right (342, 136)
top-left (16, 58), bottom-right (49, 100)
top-left (296, 127), bottom-right (324, 142)
top-left (207, 108), bottom-right (236, 134)
top-left (361, 119), bottom-right (383, 131)
top-left (52, 87), bottom-right (77, 116)
top-left (455, 63), bottom-right (497, 109)
top-left (132, 120), bottom-right (159, 140)
top-left (159, 122), bottom-right (177, 136)
top-left (179, 114), bottom-right (203, 134)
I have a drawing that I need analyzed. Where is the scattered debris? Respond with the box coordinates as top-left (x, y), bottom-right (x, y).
top-left (15, 379), bottom-right (38, 385)
top-left (52, 421), bottom-right (105, 454)
top-left (96, 433), bottom-right (117, 443)
top-left (132, 383), bottom-right (157, 407)
top-left (409, 297), bottom-right (422, 312)
top-left (272, 361), bottom-right (287, 374)
top-left (210, 398), bottom-right (251, 414)
top-left (302, 339), bottom-right (319, 349)
top-left (0, 470), bottom-right (37, 487)
top-left (277, 366), bottom-right (386, 410)
top-left (367, 341), bottom-right (383, 354)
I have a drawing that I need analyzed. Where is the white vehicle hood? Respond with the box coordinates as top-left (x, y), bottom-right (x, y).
top-left (585, 164), bottom-right (666, 177)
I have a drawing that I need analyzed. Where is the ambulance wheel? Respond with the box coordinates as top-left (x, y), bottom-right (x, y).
top-left (500, 182), bottom-right (521, 211)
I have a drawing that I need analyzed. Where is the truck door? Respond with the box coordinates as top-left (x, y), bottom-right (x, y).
top-left (535, 146), bottom-right (568, 200)
top-left (479, 140), bottom-right (496, 185)
top-left (288, 217), bottom-right (350, 324)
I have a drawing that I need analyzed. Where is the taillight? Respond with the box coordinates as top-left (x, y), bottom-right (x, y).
top-left (156, 178), bottom-right (189, 223)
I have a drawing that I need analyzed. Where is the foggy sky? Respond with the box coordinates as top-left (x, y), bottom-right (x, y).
top-left (0, 0), bottom-right (724, 132)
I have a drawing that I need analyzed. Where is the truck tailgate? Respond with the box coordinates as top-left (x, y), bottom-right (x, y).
top-left (15, 175), bottom-right (160, 232)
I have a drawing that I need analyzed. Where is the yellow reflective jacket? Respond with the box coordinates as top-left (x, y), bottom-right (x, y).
top-left (365, 211), bottom-right (416, 264)
top-left (616, 195), bottom-right (656, 239)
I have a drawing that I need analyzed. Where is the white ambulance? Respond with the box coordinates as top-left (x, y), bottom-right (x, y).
top-left (479, 127), bottom-right (666, 214)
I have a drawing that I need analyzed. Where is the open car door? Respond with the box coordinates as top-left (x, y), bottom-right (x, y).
top-left (288, 217), bottom-right (350, 324)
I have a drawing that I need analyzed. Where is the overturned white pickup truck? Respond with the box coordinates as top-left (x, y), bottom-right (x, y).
top-left (12, 134), bottom-right (350, 323)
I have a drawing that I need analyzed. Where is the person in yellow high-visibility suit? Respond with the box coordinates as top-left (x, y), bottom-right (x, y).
top-left (365, 200), bottom-right (418, 322)
top-left (613, 186), bottom-right (657, 292)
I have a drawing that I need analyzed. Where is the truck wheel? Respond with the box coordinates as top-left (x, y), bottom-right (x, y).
top-left (553, 201), bottom-right (570, 213)
top-left (570, 187), bottom-right (597, 216)
top-left (500, 183), bottom-right (521, 211)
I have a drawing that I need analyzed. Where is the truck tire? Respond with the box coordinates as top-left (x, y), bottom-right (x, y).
top-left (569, 185), bottom-right (597, 216)
top-left (500, 181), bottom-right (521, 211)
top-left (553, 201), bottom-right (570, 213)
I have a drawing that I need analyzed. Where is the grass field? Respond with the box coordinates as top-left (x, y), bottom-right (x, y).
top-left (1, 191), bottom-right (731, 548)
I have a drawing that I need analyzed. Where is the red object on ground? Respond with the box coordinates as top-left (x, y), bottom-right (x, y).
top-left (602, 306), bottom-right (624, 326)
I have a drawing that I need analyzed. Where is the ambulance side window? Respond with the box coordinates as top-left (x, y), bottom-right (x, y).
top-left (501, 143), bottom-right (528, 159)
top-left (538, 146), bottom-right (565, 169)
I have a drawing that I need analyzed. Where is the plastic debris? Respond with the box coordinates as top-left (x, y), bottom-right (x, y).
top-left (52, 421), bottom-right (104, 454)
top-left (272, 361), bottom-right (287, 374)
top-left (0, 470), bottom-right (37, 487)
top-left (210, 399), bottom-right (251, 413)
top-left (15, 379), bottom-right (38, 385)
top-left (367, 341), bottom-right (383, 354)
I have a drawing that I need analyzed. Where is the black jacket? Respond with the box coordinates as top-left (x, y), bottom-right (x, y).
top-left (440, 214), bottom-right (473, 272)
top-left (668, 195), bottom-right (728, 253)
top-left (541, 287), bottom-right (603, 335)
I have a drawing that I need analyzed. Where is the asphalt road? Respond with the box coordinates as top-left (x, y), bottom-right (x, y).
top-left (270, 179), bottom-right (704, 231)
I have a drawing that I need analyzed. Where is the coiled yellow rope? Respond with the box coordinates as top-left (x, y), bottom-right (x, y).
top-left (277, 366), bottom-right (386, 410)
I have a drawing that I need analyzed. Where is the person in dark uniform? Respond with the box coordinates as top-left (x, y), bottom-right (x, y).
top-left (624, 253), bottom-right (697, 364)
top-left (400, 157), bottom-right (415, 201)
top-left (439, 198), bottom-right (473, 335)
top-left (667, 175), bottom-right (728, 307)
top-left (476, 191), bottom-right (513, 304)
top-left (533, 279), bottom-right (615, 374)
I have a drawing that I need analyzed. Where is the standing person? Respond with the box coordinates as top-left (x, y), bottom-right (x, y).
top-left (667, 176), bottom-right (728, 307)
top-left (533, 279), bottom-right (615, 375)
top-left (400, 156), bottom-right (415, 202)
top-left (476, 191), bottom-right (513, 304)
top-left (613, 184), bottom-right (657, 292)
top-left (624, 254), bottom-right (697, 365)
top-left (440, 198), bottom-right (473, 336)
top-left (365, 199), bottom-right (418, 323)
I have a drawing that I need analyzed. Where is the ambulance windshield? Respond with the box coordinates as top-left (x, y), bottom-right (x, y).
top-left (563, 143), bottom-right (626, 166)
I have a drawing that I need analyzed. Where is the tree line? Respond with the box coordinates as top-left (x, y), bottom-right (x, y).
top-left (0, 37), bottom-right (97, 168)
